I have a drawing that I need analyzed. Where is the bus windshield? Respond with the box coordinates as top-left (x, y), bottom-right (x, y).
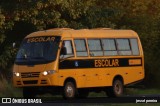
top-left (15, 36), bottom-right (61, 65)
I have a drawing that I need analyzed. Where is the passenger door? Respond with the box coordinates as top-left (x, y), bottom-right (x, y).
top-left (73, 38), bottom-right (103, 87)
top-left (58, 38), bottom-right (86, 87)
top-left (87, 39), bottom-right (104, 87)
top-left (73, 39), bottom-right (89, 88)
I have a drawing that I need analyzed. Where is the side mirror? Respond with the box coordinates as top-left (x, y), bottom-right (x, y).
top-left (12, 42), bottom-right (16, 48)
top-left (60, 47), bottom-right (67, 55)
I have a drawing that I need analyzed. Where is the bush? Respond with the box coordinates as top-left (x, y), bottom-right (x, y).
top-left (0, 75), bottom-right (22, 97)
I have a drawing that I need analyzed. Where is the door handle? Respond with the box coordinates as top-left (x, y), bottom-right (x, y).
top-left (106, 73), bottom-right (110, 75)
top-left (95, 74), bottom-right (98, 76)
top-left (60, 76), bottom-right (63, 78)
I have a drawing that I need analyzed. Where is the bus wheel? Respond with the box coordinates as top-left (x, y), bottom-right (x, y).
top-left (106, 79), bottom-right (123, 97)
top-left (63, 81), bottom-right (76, 99)
top-left (23, 87), bottom-right (36, 98)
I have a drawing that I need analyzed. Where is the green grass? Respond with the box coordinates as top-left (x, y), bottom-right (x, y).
top-left (0, 76), bottom-right (22, 97)
top-left (124, 88), bottom-right (160, 95)
top-left (87, 88), bottom-right (160, 97)
top-left (88, 88), bottom-right (160, 97)
top-left (88, 91), bottom-right (106, 97)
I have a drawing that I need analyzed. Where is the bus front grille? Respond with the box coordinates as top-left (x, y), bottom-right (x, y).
top-left (21, 72), bottom-right (40, 78)
top-left (23, 80), bottom-right (38, 84)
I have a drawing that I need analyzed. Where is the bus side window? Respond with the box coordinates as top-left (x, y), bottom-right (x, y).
top-left (74, 39), bottom-right (88, 57)
top-left (116, 39), bottom-right (132, 55)
top-left (60, 40), bottom-right (74, 59)
top-left (88, 39), bottom-right (103, 56)
top-left (101, 39), bottom-right (118, 56)
top-left (130, 38), bottom-right (140, 55)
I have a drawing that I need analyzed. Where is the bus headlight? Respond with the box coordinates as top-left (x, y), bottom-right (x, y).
top-left (13, 72), bottom-right (20, 77)
top-left (42, 70), bottom-right (55, 76)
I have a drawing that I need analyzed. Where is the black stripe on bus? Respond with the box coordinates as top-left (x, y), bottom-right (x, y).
top-left (59, 58), bottom-right (142, 69)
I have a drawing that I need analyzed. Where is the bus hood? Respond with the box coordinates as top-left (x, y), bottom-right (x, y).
top-left (13, 61), bottom-right (56, 76)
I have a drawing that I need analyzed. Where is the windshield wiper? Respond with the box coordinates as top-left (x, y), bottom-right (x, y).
top-left (66, 55), bottom-right (74, 59)
top-left (60, 55), bottom-right (74, 62)
top-left (22, 54), bottom-right (28, 59)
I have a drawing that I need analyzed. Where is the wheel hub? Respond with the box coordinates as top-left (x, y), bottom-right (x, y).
top-left (66, 85), bottom-right (73, 97)
top-left (115, 83), bottom-right (122, 94)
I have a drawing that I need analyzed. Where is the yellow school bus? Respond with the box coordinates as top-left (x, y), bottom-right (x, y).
top-left (13, 28), bottom-right (144, 99)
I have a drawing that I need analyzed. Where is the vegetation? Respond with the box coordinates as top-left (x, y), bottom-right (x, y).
top-left (0, 0), bottom-right (160, 89)
top-left (125, 88), bottom-right (160, 95)
top-left (0, 76), bottom-right (22, 97)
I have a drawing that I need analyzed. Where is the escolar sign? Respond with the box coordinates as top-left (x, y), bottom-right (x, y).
top-left (95, 59), bottom-right (119, 67)
top-left (27, 36), bottom-right (55, 43)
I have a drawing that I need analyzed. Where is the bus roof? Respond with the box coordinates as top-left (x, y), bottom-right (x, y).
top-left (26, 28), bottom-right (139, 38)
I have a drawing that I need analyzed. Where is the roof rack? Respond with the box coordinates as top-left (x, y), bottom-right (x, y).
top-left (48, 28), bottom-right (74, 30)
top-left (91, 28), bottom-right (112, 30)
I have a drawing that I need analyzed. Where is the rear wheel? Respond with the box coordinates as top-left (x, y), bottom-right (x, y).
top-left (106, 79), bottom-right (123, 97)
top-left (63, 81), bottom-right (77, 99)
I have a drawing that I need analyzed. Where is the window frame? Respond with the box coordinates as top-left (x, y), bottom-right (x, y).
top-left (74, 39), bottom-right (88, 57)
top-left (129, 38), bottom-right (140, 56)
top-left (87, 38), bottom-right (103, 57)
top-left (116, 38), bottom-right (131, 51)
top-left (61, 37), bottom-right (140, 58)
top-left (63, 40), bottom-right (74, 55)
top-left (101, 38), bottom-right (118, 56)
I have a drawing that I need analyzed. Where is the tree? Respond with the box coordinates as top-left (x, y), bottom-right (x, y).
top-left (0, 0), bottom-right (95, 71)
top-left (0, 0), bottom-right (160, 87)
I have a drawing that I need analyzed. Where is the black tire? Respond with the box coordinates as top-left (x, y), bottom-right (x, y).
top-left (106, 79), bottom-right (123, 97)
top-left (23, 87), bottom-right (36, 98)
top-left (63, 81), bottom-right (77, 99)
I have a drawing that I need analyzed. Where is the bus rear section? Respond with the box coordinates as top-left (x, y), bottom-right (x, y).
top-left (13, 28), bottom-right (144, 99)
